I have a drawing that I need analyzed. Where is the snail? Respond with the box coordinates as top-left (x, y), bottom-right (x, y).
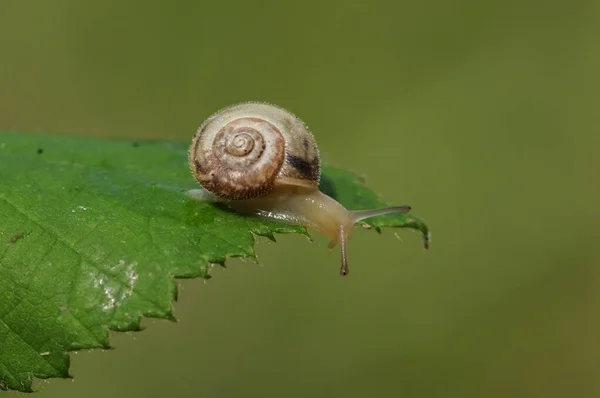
top-left (187, 102), bottom-right (411, 276)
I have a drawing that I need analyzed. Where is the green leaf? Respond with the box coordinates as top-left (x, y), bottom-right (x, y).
top-left (0, 132), bottom-right (429, 392)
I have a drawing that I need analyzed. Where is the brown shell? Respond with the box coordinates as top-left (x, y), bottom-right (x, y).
top-left (189, 102), bottom-right (321, 200)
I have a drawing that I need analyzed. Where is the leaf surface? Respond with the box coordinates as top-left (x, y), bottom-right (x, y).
top-left (0, 132), bottom-right (428, 392)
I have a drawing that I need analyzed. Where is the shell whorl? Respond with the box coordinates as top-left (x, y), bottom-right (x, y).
top-left (190, 102), bottom-right (321, 200)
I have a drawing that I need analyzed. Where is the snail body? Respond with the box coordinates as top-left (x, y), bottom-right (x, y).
top-left (188, 102), bottom-right (410, 275)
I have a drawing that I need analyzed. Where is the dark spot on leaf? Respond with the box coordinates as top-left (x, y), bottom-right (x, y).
top-left (10, 233), bottom-right (23, 243)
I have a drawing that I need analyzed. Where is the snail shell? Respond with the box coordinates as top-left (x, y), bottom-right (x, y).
top-left (189, 102), bottom-right (321, 200)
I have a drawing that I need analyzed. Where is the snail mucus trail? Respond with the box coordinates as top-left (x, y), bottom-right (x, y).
top-left (187, 102), bottom-right (411, 276)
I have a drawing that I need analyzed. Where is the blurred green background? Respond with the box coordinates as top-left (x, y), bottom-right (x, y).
top-left (1, 0), bottom-right (599, 397)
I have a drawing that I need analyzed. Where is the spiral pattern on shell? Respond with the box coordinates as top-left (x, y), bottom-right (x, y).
top-left (190, 102), bottom-right (321, 200)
